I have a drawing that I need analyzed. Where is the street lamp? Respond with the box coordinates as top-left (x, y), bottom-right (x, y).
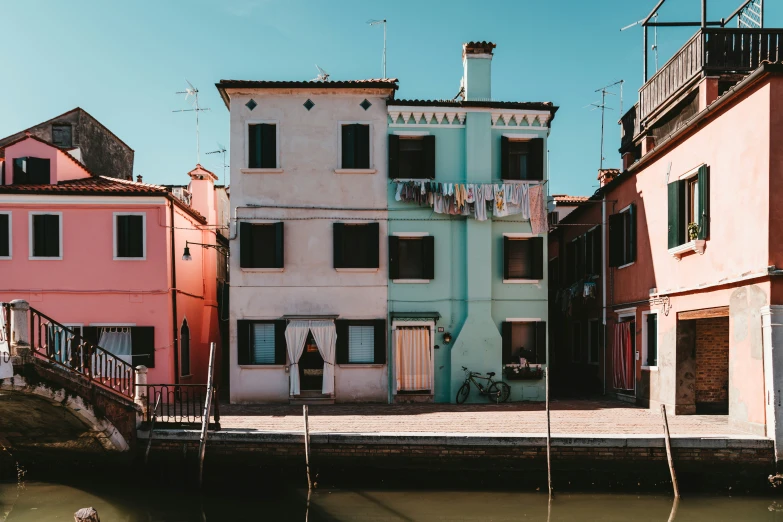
top-left (182, 241), bottom-right (229, 261)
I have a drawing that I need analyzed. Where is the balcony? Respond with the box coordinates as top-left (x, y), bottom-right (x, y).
top-left (623, 28), bottom-right (783, 148)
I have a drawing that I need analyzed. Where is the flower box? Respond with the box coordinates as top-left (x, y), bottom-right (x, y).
top-left (504, 364), bottom-right (544, 381)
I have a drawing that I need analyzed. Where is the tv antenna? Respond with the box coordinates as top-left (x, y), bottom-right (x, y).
top-left (585, 80), bottom-right (624, 170)
top-left (367, 19), bottom-right (387, 78)
top-left (173, 80), bottom-right (211, 163)
top-left (313, 65), bottom-right (330, 82)
top-left (206, 143), bottom-right (228, 180)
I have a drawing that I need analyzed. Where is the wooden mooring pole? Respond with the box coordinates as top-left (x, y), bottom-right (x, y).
top-left (303, 405), bottom-right (313, 490)
top-left (546, 365), bottom-right (553, 499)
top-left (144, 392), bottom-right (162, 466)
top-left (660, 404), bottom-right (680, 498)
top-left (198, 342), bottom-right (216, 488)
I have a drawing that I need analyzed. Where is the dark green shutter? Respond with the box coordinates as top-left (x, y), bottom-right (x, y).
top-left (628, 204), bottom-right (637, 263)
top-left (500, 136), bottom-right (509, 179)
top-left (274, 222), bottom-right (284, 268)
top-left (274, 320), bottom-right (287, 365)
top-left (249, 125), bottom-right (262, 168)
top-left (260, 124), bottom-right (276, 168)
top-left (535, 321), bottom-right (547, 364)
top-left (335, 320), bottom-right (348, 364)
top-left (388, 236), bottom-right (400, 279)
top-left (528, 138), bottom-right (544, 181)
top-left (117, 216), bottom-right (129, 257)
top-left (342, 124), bottom-right (356, 168)
top-left (127, 215), bottom-right (143, 258)
top-left (502, 321), bottom-right (512, 364)
top-left (366, 222), bottom-right (380, 268)
top-left (13, 158), bottom-right (28, 184)
top-left (131, 326), bottom-right (155, 369)
top-left (668, 181), bottom-right (684, 248)
top-left (239, 222), bottom-right (253, 268)
top-left (647, 314), bottom-right (657, 366)
top-left (422, 135), bottom-right (436, 179)
top-left (28, 158), bottom-right (50, 184)
top-left (356, 124), bottom-right (370, 169)
top-left (388, 134), bottom-right (400, 179)
top-left (333, 223), bottom-right (345, 268)
top-left (530, 237), bottom-right (544, 280)
top-left (422, 236), bottom-right (435, 280)
top-left (82, 326), bottom-right (99, 347)
top-left (45, 215), bottom-right (59, 257)
top-left (373, 319), bottom-right (386, 364)
top-left (503, 236), bottom-right (511, 280)
top-left (698, 165), bottom-right (709, 240)
top-left (608, 213), bottom-right (623, 267)
top-left (237, 320), bottom-right (250, 365)
top-left (0, 214), bottom-right (8, 257)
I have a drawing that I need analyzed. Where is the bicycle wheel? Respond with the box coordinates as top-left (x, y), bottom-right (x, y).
top-left (456, 382), bottom-right (470, 404)
top-left (488, 381), bottom-right (511, 404)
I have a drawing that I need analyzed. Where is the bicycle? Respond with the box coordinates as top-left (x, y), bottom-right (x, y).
top-left (456, 366), bottom-right (511, 404)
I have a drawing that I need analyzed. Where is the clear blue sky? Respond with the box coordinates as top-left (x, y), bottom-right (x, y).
top-left (1, 0), bottom-right (780, 195)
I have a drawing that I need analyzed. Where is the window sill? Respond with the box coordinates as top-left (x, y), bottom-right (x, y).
top-left (503, 279), bottom-right (541, 284)
top-left (29, 256), bottom-right (62, 261)
top-left (240, 168), bottom-right (284, 174)
top-left (641, 366), bottom-right (659, 371)
top-left (0, 257), bottom-right (11, 260)
top-left (335, 268), bottom-right (379, 273)
top-left (668, 239), bottom-right (706, 259)
top-left (241, 267), bottom-right (285, 272)
top-left (617, 262), bottom-right (635, 270)
top-left (334, 168), bottom-right (377, 174)
top-left (393, 279), bottom-right (430, 284)
top-left (238, 364), bottom-right (286, 369)
top-left (114, 257), bottom-right (146, 261)
top-left (338, 364), bottom-right (385, 368)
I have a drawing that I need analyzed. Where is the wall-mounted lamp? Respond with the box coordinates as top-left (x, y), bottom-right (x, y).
top-left (182, 241), bottom-right (229, 261)
top-left (443, 332), bottom-right (452, 344)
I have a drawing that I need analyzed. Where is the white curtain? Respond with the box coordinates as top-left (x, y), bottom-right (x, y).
top-left (98, 327), bottom-right (132, 366)
top-left (310, 320), bottom-right (337, 395)
top-left (395, 327), bottom-right (432, 391)
top-left (285, 320), bottom-right (310, 396)
top-left (0, 310), bottom-right (11, 380)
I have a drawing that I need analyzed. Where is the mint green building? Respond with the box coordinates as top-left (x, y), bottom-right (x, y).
top-left (385, 42), bottom-right (557, 403)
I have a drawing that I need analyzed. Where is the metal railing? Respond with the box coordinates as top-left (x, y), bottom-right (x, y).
top-left (139, 384), bottom-right (220, 427)
top-left (28, 306), bottom-right (135, 399)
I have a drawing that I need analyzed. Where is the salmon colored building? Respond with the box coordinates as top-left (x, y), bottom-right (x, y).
top-left (0, 134), bottom-right (223, 385)
top-left (551, 27), bottom-right (783, 457)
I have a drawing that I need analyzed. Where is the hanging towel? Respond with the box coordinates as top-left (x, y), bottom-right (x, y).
top-left (465, 184), bottom-right (475, 203)
top-left (529, 183), bottom-right (547, 234)
top-left (475, 186), bottom-right (488, 221)
top-left (494, 184), bottom-right (508, 217)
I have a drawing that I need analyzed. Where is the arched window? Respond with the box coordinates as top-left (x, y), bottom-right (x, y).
top-left (181, 318), bottom-right (191, 376)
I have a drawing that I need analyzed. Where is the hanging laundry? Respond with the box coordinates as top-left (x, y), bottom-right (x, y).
top-left (529, 183), bottom-right (547, 234)
top-left (475, 185), bottom-right (488, 221)
top-left (494, 184), bottom-right (508, 217)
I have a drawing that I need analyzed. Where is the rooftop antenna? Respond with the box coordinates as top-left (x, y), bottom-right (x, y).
top-left (586, 80), bottom-right (624, 170)
top-left (173, 80), bottom-right (211, 164)
top-left (313, 65), bottom-right (330, 82)
top-left (367, 19), bottom-right (387, 78)
top-left (206, 143), bottom-right (227, 180)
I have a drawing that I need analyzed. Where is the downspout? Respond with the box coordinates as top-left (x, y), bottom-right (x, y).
top-left (602, 194), bottom-right (607, 396)
top-left (169, 200), bottom-right (180, 384)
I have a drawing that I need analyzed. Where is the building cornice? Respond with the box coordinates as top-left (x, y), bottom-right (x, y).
top-left (387, 107), bottom-right (551, 129)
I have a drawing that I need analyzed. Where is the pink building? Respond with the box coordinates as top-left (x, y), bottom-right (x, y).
top-left (0, 133), bottom-right (223, 385)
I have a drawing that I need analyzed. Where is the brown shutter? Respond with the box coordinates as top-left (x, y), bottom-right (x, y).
top-left (388, 134), bottom-right (400, 179)
top-left (500, 136), bottom-right (509, 179)
top-left (333, 223), bottom-right (345, 268)
top-left (249, 125), bottom-right (262, 168)
top-left (535, 321), bottom-right (547, 364)
top-left (627, 204), bottom-right (636, 263)
top-left (342, 124), bottom-right (356, 169)
top-left (503, 236), bottom-right (511, 280)
top-left (530, 237), bottom-right (544, 280)
top-left (260, 124), bottom-right (276, 168)
top-left (528, 138), bottom-right (544, 180)
top-left (237, 320), bottom-right (250, 365)
top-left (274, 320), bottom-right (287, 365)
top-left (131, 326), bottom-right (155, 369)
top-left (274, 222), bottom-right (284, 268)
top-left (239, 222), bottom-right (253, 268)
top-left (373, 319), bottom-right (386, 364)
top-left (422, 235), bottom-right (435, 280)
top-left (422, 135), bottom-right (436, 179)
top-left (366, 222), bottom-right (380, 269)
top-left (388, 236), bottom-right (400, 279)
top-left (502, 321), bottom-right (512, 364)
top-left (335, 320), bottom-right (349, 364)
top-left (608, 213), bottom-right (623, 267)
top-left (356, 124), bottom-right (370, 169)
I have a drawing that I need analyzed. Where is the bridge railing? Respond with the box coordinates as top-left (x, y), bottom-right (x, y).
top-left (139, 383), bottom-right (220, 428)
top-left (28, 306), bottom-right (135, 399)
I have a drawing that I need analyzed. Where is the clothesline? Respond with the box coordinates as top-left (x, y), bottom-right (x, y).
top-left (392, 178), bottom-right (549, 185)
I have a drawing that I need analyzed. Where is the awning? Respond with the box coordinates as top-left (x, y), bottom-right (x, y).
top-left (390, 311), bottom-right (441, 321)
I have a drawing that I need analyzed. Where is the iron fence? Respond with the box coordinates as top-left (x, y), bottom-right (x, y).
top-left (139, 384), bottom-right (220, 427)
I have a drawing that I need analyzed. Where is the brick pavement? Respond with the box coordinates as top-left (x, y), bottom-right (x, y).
top-left (217, 399), bottom-right (758, 437)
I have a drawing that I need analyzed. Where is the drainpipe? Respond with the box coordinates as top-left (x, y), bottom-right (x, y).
top-left (169, 201), bottom-right (180, 384)
top-left (602, 194), bottom-right (607, 395)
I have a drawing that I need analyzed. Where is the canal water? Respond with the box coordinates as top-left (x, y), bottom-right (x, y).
top-left (2, 480), bottom-right (783, 521)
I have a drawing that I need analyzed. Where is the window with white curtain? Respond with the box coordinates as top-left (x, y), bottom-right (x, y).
top-left (252, 323), bottom-right (276, 364)
top-left (99, 327), bottom-right (133, 366)
top-left (348, 325), bottom-right (374, 363)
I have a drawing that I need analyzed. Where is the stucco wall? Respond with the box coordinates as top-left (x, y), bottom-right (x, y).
top-left (227, 88), bottom-right (391, 403)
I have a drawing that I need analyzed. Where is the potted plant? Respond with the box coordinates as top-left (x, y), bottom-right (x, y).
top-left (687, 222), bottom-right (699, 241)
top-left (504, 362), bottom-right (544, 381)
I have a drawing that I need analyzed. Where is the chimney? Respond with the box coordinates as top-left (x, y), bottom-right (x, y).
top-left (597, 168), bottom-right (620, 187)
top-left (136, 174), bottom-right (143, 183)
top-left (462, 41), bottom-right (496, 101)
top-left (187, 164), bottom-right (217, 222)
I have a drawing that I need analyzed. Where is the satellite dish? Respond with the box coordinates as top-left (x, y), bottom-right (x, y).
top-left (313, 65), bottom-right (330, 82)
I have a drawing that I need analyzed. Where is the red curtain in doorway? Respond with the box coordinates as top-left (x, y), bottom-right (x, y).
top-left (612, 322), bottom-right (634, 390)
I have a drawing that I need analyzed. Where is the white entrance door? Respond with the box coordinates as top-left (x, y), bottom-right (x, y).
top-left (394, 326), bottom-right (433, 392)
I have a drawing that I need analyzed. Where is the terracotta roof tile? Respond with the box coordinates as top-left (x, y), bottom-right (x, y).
top-left (0, 176), bottom-right (167, 194)
top-left (553, 194), bottom-right (590, 204)
top-left (217, 78), bottom-right (398, 89)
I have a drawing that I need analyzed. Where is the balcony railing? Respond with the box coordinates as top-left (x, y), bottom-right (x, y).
top-left (638, 28), bottom-right (783, 124)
